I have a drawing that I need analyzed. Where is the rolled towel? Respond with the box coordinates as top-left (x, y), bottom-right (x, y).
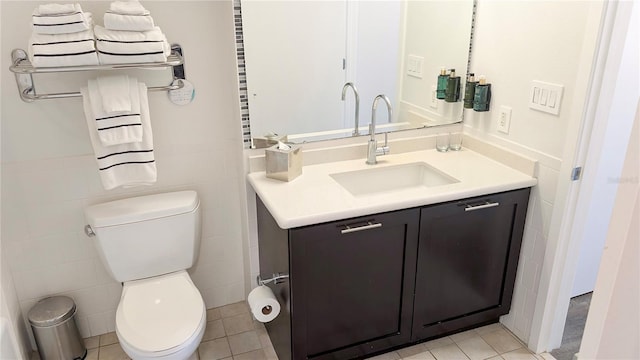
top-left (82, 83), bottom-right (156, 190)
top-left (104, 12), bottom-right (155, 31)
top-left (28, 29), bottom-right (99, 67)
top-left (110, 1), bottom-right (150, 15)
top-left (33, 11), bottom-right (93, 35)
top-left (88, 76), bottom-right (143, 146)
top-left (36, 3), bottom-right (80, 15)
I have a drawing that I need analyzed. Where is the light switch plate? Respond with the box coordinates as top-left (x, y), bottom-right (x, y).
top-left (529, 80), bottom-right (563, 115)
top-left (498, 106), bottom-right (512, 134)
top-left (407, 55), bottom-right (424, 78)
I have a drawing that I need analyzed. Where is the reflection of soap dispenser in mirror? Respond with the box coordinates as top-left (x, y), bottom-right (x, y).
top-left (463, 73), bottom-right (478, 109)
top-left (473, 75), bottom-right (491, 111)
top-left (445, 69), bottom-right (461, 103)
top-left (436, 67), bottom-right (448, 100)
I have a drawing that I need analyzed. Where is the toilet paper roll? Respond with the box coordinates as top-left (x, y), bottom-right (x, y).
top-left (247, 285), bottom-right (281, 323)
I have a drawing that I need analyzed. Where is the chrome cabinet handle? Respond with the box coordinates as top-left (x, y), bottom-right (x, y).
top-left (341, 221), bottom-right (382, 234)
top-left (464, 201), bottom-right (500, 212)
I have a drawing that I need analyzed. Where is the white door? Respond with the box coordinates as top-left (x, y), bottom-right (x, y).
top-left (242, 0), bottom-right (347, 139)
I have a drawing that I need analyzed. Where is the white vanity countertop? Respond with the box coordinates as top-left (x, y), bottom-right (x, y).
top-left (247, 148), bottom-right (538, 229)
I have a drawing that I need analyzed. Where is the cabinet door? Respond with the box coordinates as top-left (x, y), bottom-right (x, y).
top-left (290, 209), bottom-right (419, 359)
top-left (412, 189), bottom-right (530, 340)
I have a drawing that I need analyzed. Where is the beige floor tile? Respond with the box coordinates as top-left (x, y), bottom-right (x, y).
top-left (475, 323), bottom-right (504, 336)
top-left (367, 351), bottom-right (401, 360)
top-left (263, 345), bottom-right (279, 360)
top-left (501, 348), bottom-right (537, 360)
top-left (487, 356), bottom-right (505, 360)
top-left (233, 349), bottom-right (267, 360)
top-left (220, 302), bottom-right (250, 318)
top-left (397, 344), bottom-right (429, 358)
top-left (207, 307), bottom-right (222, 321)
top-left (481, 329), bottom-right (523, 354)
top-left (228, 330), bottom-right (262, 355)
top-left (199, 338), bottom-right (232, 360)
top-left (85, 335), bottom-right (100, 349)
top-left (224, 313), bottom-right (256, 336)
top-left (203, 319), bottom-right (227, 341)
top-left (86, 348), bottom-right (99, 360)
top-left (423, 336), bottom-right (454, 350)
top-left (98, 343), bottom-right (130, 360)
top-left (256, 327), bottom-right (273, 348)
top-left (401, 349), bottom-right (436, 360)
top-left (450, 329), bottom-right (480, 343)
top-left (457, 336), bottom-right (499, 360)
top-left (99, 332), bottom-right (119, 346)
top-left (429, 343), bottom-right (470, 360)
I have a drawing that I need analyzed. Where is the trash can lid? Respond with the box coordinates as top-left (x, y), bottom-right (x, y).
top-left (28, 296), bottom-right (76, 327)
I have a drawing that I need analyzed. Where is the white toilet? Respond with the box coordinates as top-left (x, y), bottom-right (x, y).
top-left (84, 191), bottom-right (206, 360)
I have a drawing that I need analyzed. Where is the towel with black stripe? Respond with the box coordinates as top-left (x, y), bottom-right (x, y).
top-left (82, 83), bottom-right (157, 190)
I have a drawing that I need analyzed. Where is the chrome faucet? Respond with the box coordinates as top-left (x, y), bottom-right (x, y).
top-left (366, 95), bottom-right (391, 165)
top-left (341, 82), bottom-right (360, 136)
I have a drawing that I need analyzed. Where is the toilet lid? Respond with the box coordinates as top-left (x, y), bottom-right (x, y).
top-left (116, 272), bottom-right (204, 353)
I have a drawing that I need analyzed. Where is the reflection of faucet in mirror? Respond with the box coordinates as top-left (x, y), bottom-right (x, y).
top-left (367, 95), bottom-right (392, 165)
top-left (341, 82), bottom-right (360, 136)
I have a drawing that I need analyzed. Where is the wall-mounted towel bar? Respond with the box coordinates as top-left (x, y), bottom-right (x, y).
top-left (9, 43), bottom-right (187, 103)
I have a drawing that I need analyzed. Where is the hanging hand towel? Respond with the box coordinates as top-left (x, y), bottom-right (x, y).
top-left (104, 12), bottom-right (155, 31)
top-left (82, 83), bottom-right (156, 190)
top-left (88, 76), bottom-right (143, 146)
top-left (97, 75), bottom-right (132, 114)
top-left (110, 1), bottom-right (150, 15)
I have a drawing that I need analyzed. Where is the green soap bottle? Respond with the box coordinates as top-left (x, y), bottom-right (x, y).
top-left (473, 75), bottom-right (491, 112)
top-left (463, 73), bottom-right (478, 109)
top-left (445, 69), bottom-right (460, 103)
top-left (436, 67), bottom-right (448, 100)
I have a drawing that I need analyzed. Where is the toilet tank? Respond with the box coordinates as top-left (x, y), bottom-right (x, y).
top-left (84, 191), bottom-right (201, 283)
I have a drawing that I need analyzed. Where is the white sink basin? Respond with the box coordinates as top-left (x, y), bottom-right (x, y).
top-left (330, 162), bottom-right (459, 196)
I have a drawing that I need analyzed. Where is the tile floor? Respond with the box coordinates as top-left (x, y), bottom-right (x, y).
top-left (31, 301), bottom-right (555, 360)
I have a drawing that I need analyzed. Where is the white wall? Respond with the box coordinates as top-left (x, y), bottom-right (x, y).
top-left (463, 0), bottom-right (602, 345)
top-left (1, 0), bottom-right (245, 346)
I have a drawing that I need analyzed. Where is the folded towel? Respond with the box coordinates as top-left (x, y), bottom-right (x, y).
top-left (94, 25), bottom-right (166, 42)
top-left (82, 83), bottom-right (156, 190)
top-left (33, 12), bottom-right (93, 34)
top-left (36, 3), bottom-right (80, 15)
top-left (28, 30), bottom-right (99, 67)
top-left (96, 38), bottom-right (170, 57)
top-left (97, 75), bottom-right (132, 114)
top-left (103, 12), bottom-right (155, 31)
top-left (110, 1), bottom-right (149, 15)
top-left (88, 76), bottom-right (143, 146)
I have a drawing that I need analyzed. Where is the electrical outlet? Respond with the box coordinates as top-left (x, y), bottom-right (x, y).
top-left (430, 85), bottom-right (438, 109)
top-left (498, 106), bottom-right (512, 134)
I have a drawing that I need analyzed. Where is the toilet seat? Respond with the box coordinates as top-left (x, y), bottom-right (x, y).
top-left (116, 271), bottom-right (205, 357)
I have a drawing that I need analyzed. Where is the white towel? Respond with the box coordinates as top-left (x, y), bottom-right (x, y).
top-left (32, 12), bottom-right (93, 34)
top-left (28, 30), bottom-right (99, 67)
top-left (33, 11), bottom-right (84, 26)
top-left (82, 83), bottom-right (156, 190)
top-left (97, 75), bottom-right (132, 114)
top-left (104, 12), bottom-right (155, 31)
top-left (36, 3), bottom-right (80, 15)
top-left (94, 25), bottom-right (167, 42)
top-left (96, 37), bottom-right (170, 57)
top-left (110, 1), bottom-right (149, 15)
top-left (88, 76), bottom-right (143, 146)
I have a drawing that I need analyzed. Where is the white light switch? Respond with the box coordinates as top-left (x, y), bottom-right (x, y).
top-left (529, 81), bottom-right (564, 115)
top-left (498, 106), bottom-right (512, 134)
top-left (407, 55), bottom-right (424, 78)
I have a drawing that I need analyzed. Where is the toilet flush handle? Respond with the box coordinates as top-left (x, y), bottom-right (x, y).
top-left (84, 225), bottom-right (95, 237)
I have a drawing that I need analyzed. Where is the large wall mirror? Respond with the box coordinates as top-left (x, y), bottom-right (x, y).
top-left (240, 0), bottom-right (475, 147)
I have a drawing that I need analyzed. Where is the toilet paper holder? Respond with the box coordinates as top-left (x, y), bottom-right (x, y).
top-left (257, 272), bottom-right (289, 286)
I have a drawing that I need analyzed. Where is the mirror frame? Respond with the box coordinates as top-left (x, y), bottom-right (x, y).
top-left (234, 0), bottom-right (478, 149)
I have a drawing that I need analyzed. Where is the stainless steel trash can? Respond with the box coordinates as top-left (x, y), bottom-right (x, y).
top-left (28, 296), bottom-right (86, 360)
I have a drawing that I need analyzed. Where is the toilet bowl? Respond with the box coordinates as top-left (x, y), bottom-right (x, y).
top-left (115, 271), bottom-right (206, 360)
top-left (84, 191), bottom-right (206, 360)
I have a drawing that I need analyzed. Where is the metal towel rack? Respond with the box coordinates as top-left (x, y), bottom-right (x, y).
top-left (9, 43), bottom-right (187, 103)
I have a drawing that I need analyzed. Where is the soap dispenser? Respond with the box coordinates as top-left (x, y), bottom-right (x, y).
top-left (473, 75), bottom-right (491, 112)
top-left (436, 67), bottom-right (448, 100)
top-left (463, 73), bottom-right (478, 109)
top-left (445, 69), bottom-right (460, 103)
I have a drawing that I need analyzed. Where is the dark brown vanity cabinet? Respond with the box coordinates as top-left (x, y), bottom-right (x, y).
top-left (256, 187), bottom-right (530, 360)
top-left (412, 188), bottom-right (530, 340)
